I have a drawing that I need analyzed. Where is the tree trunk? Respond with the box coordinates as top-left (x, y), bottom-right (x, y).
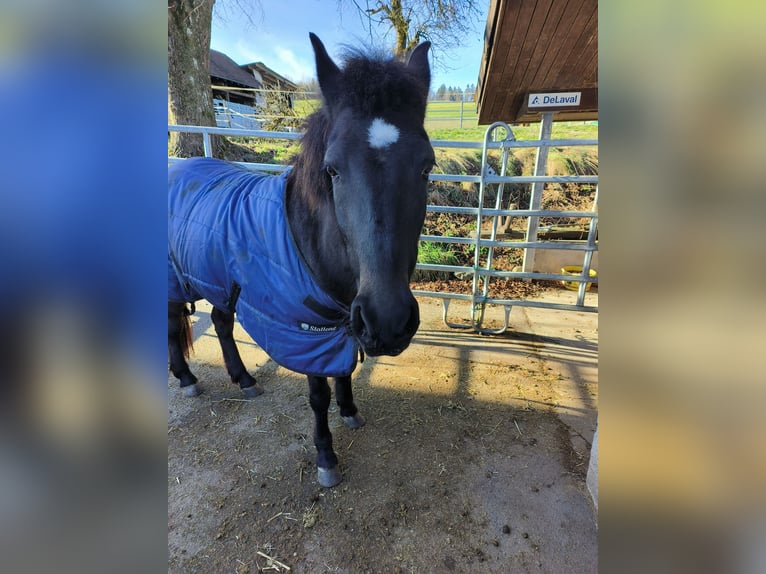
top-left (387, 0), bottom-right (422, 57)
top-left (389, 0), bottom-right (409, 56)
top-left (168, 0), bottom-right (219, 158)
top-left (364, 1), bottom-right (424, 57)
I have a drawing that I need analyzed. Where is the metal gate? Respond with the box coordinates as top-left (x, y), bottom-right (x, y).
top-left (168, 113), bottom-right (598, 334)
top-left (417, 113), bottom-right (598, 334)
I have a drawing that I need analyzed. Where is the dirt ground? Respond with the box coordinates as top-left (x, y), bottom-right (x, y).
top-left (168, 290), bottom-right (598, 573)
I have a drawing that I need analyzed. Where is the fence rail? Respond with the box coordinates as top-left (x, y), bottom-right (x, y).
top-left (210, 87), bottom-right (485, 130)
top-left (168, 117), bottom-right (598, 334)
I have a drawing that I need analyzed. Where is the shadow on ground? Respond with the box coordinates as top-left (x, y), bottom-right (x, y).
top-left (168, 294), bottom-right (598, 573)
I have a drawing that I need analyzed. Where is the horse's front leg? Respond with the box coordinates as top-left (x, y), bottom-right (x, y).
top-left (210, 307), bottom-right (263, 397)
top-left (308, 375), bottom-right (342, 487)
top-left (168, 301), bottom-right (199, 397)
top-left (335, 375), bottom-right (366, 429)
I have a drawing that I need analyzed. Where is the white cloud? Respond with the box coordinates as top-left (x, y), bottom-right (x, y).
top-left (228, 38), bottom-right (313, 83)
top-left (235, 39), bottom-right (264, 65)
top-left (273, 46), bottom-right (314, 83)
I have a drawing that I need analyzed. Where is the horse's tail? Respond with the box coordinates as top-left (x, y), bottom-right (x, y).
top-left (180, 303), bottom-right (195, 358)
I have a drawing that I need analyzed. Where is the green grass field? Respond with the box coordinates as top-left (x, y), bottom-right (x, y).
top-left (428, 121), bottom-right (598, 142)
top-left (289, 98), bottom-right (597, 142)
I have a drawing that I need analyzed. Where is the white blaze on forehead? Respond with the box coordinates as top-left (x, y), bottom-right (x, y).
top-left (367, 117), bottom-right (399, 149)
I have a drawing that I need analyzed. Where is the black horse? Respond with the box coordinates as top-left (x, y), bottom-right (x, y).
top-left (168, 34), bottom-right (433, 487)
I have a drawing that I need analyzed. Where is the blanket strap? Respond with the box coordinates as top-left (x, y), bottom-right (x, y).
top-left (302, 295), bottom-right (348, 322)
top-left (168, 246), bottom-right (194, 299)
top-left (225, 282), bottom-right (242, 314)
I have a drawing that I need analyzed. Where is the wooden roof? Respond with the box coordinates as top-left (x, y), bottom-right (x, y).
top-left (241, 62), bottom-right (298, 92)
top-left (209, 50), bottom-right (262, 90)
top-left (477, 0), bottom-right (598, 124)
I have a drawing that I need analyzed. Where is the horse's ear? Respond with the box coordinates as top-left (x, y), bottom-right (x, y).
top-left (309, 33), bottom-right (342, 104)
top-left (406, 41), bottom-right (431, 97)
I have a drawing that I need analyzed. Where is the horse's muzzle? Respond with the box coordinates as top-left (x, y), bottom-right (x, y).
top-left (350, 292), bottom-right (420, 356)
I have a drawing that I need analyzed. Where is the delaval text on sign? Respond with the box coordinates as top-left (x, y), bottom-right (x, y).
top-left (528, 92), bottom-right (582, 108)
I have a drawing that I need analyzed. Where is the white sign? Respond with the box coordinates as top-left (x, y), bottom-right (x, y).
top-left (528, 92), bottom-right (582, 108)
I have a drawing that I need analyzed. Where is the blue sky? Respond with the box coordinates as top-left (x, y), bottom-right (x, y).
top-left (211, 0), bottom-right (489, 91)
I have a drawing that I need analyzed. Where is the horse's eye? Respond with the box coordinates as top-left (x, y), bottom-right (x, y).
top-left (421, 164), bottom-right (434, 181)
top-left (326, 165), bottom-right (338, 178)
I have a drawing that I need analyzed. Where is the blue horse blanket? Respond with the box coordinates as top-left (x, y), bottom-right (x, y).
top-left (168, 157), bottom-right (359, 378)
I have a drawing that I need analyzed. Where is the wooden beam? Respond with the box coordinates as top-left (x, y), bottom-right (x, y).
top-left (478, 0), bottom-right (599, 125)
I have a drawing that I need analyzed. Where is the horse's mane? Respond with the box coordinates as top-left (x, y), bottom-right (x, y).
top-left (287, 111), bottom-right (331, 212)
top-left (287, 49), bottom-right (428, 212)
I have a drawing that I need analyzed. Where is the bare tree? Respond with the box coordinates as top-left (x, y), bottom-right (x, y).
top-left (257, 89), bottom-right (302, 131)
top-left (346, 0), bottom-right (482, 57)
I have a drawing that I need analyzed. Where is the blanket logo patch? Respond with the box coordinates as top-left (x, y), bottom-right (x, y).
top-left (300, 322), bottom-right (340, 333)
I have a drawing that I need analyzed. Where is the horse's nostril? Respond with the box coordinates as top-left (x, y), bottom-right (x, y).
top-left (351, 294), bottom-right (418, 354)
top-left (405, 299), bottom-right (420, 336)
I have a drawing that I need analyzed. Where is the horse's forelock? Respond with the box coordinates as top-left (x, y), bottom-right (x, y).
top-left (317, 50), bottom-right (428, 121)
top-left (341, 57), bottom-right (428, 118)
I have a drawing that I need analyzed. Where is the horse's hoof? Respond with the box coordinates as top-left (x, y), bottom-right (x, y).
top-left (241, 383), bottom-right (264, 398)
top-left (341, 413), bottom-right (366, 429)
top-left (182, 384), bottom-right (201, 397)
top-left (317, 466), bottom-right (343, 488)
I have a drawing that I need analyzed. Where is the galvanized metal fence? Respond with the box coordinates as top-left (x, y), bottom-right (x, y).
top-left (168, 114), bottom-right (598, 334)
